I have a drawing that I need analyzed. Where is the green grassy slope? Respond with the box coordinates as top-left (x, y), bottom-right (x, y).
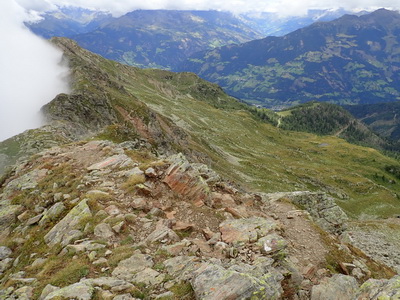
top-left (46, 38), bottom-right (400, 219)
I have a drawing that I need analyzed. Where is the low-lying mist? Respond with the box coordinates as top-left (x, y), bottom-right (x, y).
top-left (0, 0), bottom-right (70, 142)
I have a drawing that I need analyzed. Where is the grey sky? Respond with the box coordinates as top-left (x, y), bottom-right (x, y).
top-left (16, 0), bottom-right (400, 16)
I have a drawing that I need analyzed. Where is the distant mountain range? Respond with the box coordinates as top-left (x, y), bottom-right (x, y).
top-left (70, 10), bottom-right (264, 69)
top-left (27, 7), bottom-right (400, 111)
top-left (27, 7), bottom-right (113, 38)
top-left (27, 9), bottom-right (263, 69)
top-left (26, 7), bottom-right (358, 69)
top-left (179, 9), bottom-right (400, 107)
top-left (238, 8), bottom-right (366, 37)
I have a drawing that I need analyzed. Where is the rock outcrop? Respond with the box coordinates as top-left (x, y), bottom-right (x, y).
top-left (0, 140), bottom-right (397, 299)
top-left (263, 191), bottom-right (348, 234)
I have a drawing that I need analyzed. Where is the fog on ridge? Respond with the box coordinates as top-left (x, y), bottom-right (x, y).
top-left (0, 0), bottom-right (70, 142)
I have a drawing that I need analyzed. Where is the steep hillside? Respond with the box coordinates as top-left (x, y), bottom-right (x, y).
top-left (33, 37), bottom-right (400, 220)
top-left (277, 102), bottom-right (388, 150)
top-left (70, 10), bottom-right (263, 69)
top-left (344, 102), bottom-right (400, 141)
top-left (179, 9), bottom-right (400, 107)
top-left (1, 37), bottom-right (400, 299)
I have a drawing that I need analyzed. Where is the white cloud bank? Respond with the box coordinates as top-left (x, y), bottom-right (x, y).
top-left (0, 0), bottom-right (69, 142)
top-left (15, 0), bottom-right (400, 16)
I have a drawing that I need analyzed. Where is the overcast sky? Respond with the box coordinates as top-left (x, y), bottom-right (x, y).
top-left (15, 0), bottom-right (400, 16)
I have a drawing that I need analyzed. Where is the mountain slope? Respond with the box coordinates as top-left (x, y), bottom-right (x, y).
top-left (277, 102), bottom-right (388, 150)
top-left (70, 10), bottom-right (263, 69)
top-left (179, 9), bottom-right (400, 107)
top-left (3, 37), bottom-right (400, 219)
top-left (1, 37), bottom-right (400, 298)
top-left (344, 102), bottom-right (400, 141)
top-left (33, 38), bottom-right (400, 219)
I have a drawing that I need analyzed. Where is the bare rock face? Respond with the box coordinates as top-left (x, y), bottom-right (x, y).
top-left (42, 92), bottom-right (118, 138)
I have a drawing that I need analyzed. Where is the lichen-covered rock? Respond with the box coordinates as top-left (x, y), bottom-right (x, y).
top-left (311, 274), bottom-right (359, 300)
top-left (356, 275), bottom-right (400, 299)
top-left (191, 263), bottom-right (283, 300)
top-left (111, 251), bottom-right (154, 282)
top-left (164, 256), bottom-right (201, 280)
top-left (43, 282), bottom-right (94, 300)
top-left (263, 191), bottom-right (348, 234)
top-left (82, 277), bottom-right (133, 290)
top-left (94, 223), bottom-right (115, 239)
top-left (14, 286), bottom-right (34, 300)
top-left (131, 268), bottom-right (165, 286)
top-left (44, 199), bottom-right (92, 247)
top-left (2, 169), bottom-right (47, 197)
top-left (39, 202), bottom-right (66, 226)
top-left (219, 217), bottom-right (278, 244)
top-left (39, 285), bottom-right (59, 300)
top-left (257, 233), bottom-right (288, 255)
top-left (0, 258), bottom-right (13, 273)
top-left (0, 204), bottom-right (23, 230)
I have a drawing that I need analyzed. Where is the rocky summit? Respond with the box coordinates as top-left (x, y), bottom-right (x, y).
top-left (1, 37), bottom-right (400, 299)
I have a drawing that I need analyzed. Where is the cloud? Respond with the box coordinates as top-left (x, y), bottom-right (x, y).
top-left (0, 0), bottom-right (69, 142)
top-left (14, 0), bottom-right (400, 16)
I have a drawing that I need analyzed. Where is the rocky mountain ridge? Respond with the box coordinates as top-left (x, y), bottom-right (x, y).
top-left (0, 139), bottom-right (398, 299)
top-left (1, 38), bottom-right (400, 298)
